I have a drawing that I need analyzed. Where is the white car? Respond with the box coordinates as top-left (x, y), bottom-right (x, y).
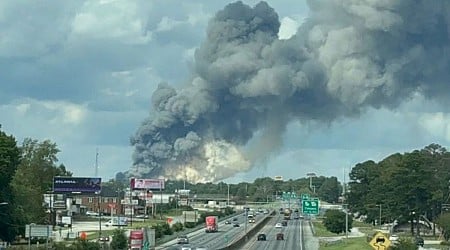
top-left (275, 223), bottom-right (282, 228)
top-left (389, 234), bottom-right (399, 241)
top-left (86, 211), bottom-right (99, 216)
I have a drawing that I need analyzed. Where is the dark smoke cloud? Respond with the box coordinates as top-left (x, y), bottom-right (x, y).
top-left (127, 0), bottom-right (450, 182)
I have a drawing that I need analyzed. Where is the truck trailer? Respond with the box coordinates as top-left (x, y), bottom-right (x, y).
top-left (283, 208), bottom-right (291, 220)
top-left (205, 216), bottom-right (218, 233)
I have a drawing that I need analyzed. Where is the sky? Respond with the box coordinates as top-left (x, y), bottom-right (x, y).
top-left (1, 0), bottom-right (450, 184)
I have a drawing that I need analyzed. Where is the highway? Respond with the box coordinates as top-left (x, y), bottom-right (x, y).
top-left (240, 213), bottom-right (304, 250)
top-left (156, 212), bottom-right (268, 250)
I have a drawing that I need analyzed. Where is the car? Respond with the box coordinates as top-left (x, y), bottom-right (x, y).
top-left (225, 220), bottom-right (231, 224)
top-left (233, 223), bottom-right (240, 227)
top-left (389, 234), bottom-right (399, 241)
top-left (86, 211), bottom-right (99, 216)
top-left (276, 233), bottom-right (284, 240)
top-left (180, 245), bottom-right (193, 250)
top-left (196, 247), bottom-right (208, 250)
top-left (98, 235), bottom-right (110, 242)
top-left (415, 237), bottom-right (424, 247)
top-left (135, 214), bottom-right (149, 219)
top-left (281, 221), bottom-right (288, 226)
top-left (257, 233), bottom-right (266, 241)
top-left (233, 217), bottom-right (238, 221)
top-left (177, 235), bottom-right (189, 244)
top-left (275, 223), bottom-right (282, 228)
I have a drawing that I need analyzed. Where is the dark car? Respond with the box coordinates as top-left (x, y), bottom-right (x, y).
top-left (257, 233), bottom-right (266, 241)
top-left (233, 217), bottom-right (238, 221)
top-left (177, 235), bottom-right (189, 244)
top-left (281, 221), bottom-right (288, 226)
top-left (276, 233), bottom-right (284, 240)
top-left (233, 223), bottom-right (240, 227)
top-left (415, 237), bottom-right (424, 247)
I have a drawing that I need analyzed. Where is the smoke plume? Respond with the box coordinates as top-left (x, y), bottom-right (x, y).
top-left (128, 0), bottom-right (450, 182)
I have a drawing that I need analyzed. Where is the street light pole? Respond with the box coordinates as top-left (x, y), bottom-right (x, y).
top-left (227, 184), bottom-right (230, 207)
top-left (377, 204), bottom-right (382, 229)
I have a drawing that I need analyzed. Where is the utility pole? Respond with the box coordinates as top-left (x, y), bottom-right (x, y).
top-left (376, 204), bottom-right (382, 229)
top-left (160, 180), bottom-right (163, 220)
top-left (98, 192), bottom-right (102, 238)
top-left (343, 204), bottom-right (348, 239)
top-left (95, 148), bottom-right (99, 177)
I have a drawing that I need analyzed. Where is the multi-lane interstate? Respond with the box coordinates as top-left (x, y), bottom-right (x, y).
top-left (155, 204), bottom-right (317, 250)
top-left (240, 214), bottom-right (304, 250)
top-left (156, 212), bottom-right (268, 250)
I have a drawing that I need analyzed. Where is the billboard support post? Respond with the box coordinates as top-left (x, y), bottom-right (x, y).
top-left (98, 192), bottom-right (102, 239)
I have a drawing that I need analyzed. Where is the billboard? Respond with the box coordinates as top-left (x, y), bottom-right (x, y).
top-left (130, 178), bottom-right (165, 190)
top-left (53, 177), bottom-right (101, 193)
top-left (274, 176), bottom-right (283, 181)
top-left (25, 224), bottom-right (52, 238)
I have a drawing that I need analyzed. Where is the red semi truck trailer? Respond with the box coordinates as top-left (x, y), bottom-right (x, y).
top-left (205, 216), bottom-right (218, 233)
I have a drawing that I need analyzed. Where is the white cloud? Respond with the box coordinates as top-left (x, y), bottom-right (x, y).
top-left (278, 16), bottom-right (302, 39)
top-left (418, 112), bottom-right (450, 141)
top-left (156, 16), bottom-right (183, 32)
top-left (3, 0), bottom-right (449, 184)
top-left (70, 0), bottom-right (152, 44)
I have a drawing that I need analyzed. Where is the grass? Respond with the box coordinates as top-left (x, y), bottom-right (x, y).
top-left (319, 237), bottom-right (372, 250)
top-left (312, 221), bottom-right (342, 237)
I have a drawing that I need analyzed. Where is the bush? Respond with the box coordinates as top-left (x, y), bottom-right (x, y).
top-left (389, 238), bottom-right (418, 250)
top-left (322, 209), bottom-right (353, 234)
top-left (172, 222), bottom-right (184, 232)
top-left (110, 229), bottom-right (127, 250)
top-left (184, 222), bottom-right (196, 228)
top-left (161, 223), bottom-right (173, 235)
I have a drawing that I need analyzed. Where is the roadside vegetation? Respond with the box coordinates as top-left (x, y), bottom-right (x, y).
top-left (3, 125), bottom-right (450, 248)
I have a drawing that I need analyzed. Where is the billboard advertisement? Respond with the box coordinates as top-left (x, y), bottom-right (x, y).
top-left (130, 178), bottom-right (165, 190)
top-left (53, 177), bottom-right (101, 193)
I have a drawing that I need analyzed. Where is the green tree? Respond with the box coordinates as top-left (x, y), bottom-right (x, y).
top-left (0, 128), bottom-right (22, 242)
top-left (110, 229), bottom-right (128, 250)
top-left (322, 209), bottom-right (352, 234)
top-left (11, 139), bottom-right (72, 227)
top-left (437, 213), bottom-right (450, 240)
top-left (317, 177), bottom-right (341, 203)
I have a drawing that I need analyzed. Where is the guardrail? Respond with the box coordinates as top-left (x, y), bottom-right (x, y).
top-left (217, 211), bottom-right (276, 250)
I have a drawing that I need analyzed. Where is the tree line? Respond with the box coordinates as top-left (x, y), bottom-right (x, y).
top-left (347, 143), bottom-right (450, 236)
top-left (0, 126), bottom-right (342, 243)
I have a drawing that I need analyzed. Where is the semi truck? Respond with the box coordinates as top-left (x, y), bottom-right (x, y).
top-left (205, 216), bottom-right (218, 233)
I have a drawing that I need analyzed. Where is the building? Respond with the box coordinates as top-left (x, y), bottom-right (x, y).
top-left (76, 185), bottom-right (123, 216)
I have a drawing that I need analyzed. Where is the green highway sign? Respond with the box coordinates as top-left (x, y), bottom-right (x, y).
top-left (301, 193), bottom-right (310, 200)
top-left (302, 199), bottom-right (320, 215)
top-left (282, 191), bottom-right (297, 201)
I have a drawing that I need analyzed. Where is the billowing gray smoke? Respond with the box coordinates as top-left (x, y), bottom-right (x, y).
top-left (128, 0), bottom-right (450, 182)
